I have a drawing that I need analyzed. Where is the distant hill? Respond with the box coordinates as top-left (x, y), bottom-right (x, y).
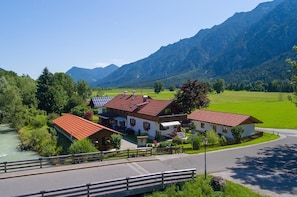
top-left (94, 0), bottom-right (297, 88)
top-left (0, 67), bottom-right (4, 71)
top-left (66, 64), bottom-right (118, 84)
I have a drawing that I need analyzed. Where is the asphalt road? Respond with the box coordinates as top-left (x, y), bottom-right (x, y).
top-left (0, 128), bottom-right (296, 197)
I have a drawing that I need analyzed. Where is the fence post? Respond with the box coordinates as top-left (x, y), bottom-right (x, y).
top-left (126, 177), bottom-right (129, 191)
top-left (39, 158), bottom-right (43, 168)
top-left (4, 162), bottom-right (7, 173)
top-left (100, 151), bottom-right (103, 161)
top-left (161, 172), bottom-right (165, 189)
top-left (191, 169), bottom-right (195, 180)
top-left (86, 183), bottom-right (91, 197)
top-left (127, 149), bottom-right (130, 158)
top-left (41, 190), bottom-right (45, 197)
top-left (150, 148), bottom-right (153, 156)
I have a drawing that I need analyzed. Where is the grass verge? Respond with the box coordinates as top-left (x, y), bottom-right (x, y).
top-left (145, 175), bottom-right (265, 197)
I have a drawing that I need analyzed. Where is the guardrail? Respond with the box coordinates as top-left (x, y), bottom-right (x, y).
top-left (15, 168), bottom-right (196, 197)
top-left (0, 147), bottom-right (153, 173)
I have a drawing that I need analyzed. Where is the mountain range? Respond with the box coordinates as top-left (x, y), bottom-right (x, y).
top-left (67, 0), bottom-right (297, 88)
top-left (66, 64), bottom-right (118, 84)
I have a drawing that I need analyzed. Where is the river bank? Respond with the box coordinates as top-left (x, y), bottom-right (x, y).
top-left (0, 124), bottom-right (39, 162)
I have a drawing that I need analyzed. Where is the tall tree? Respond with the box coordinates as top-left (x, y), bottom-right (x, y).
top-left (286, 45), bottom-right (297, 105)
top-left (174, 79), bottom-right (210, 114)
top-left (212, 78), bottom-right (225, 94)
top-left (77, 80), bottom-right (92, 100)
top-left (154, 81), bottom-right (163, 94)
top-left (52, 72), bottom-right (76, 98)
top-left (0, 76), bottom-right (24, 128)
top-left (17, 75), bottom-right (37, 107)
top-left (36, 68), bottom-right (54, 114)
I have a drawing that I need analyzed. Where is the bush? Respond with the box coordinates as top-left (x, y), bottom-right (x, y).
top-left (158, 141), bottom-right (171, 148)
top-left (231, 126), bottom-right (244, 144)
top-left (30, 115), bottom-right (48, 128)
top-left (110, 134), bottom-right (122, 149)
top-left (219, 135), bottom-right (227, 146)
top-left (172, 136), bottom-right (184, 145)
top-left (69, 139), bottom-right (97, 154)
top-left (192, 136), bottom-right (201, 150)
top-left (205, 130), bottom-right (219, 146)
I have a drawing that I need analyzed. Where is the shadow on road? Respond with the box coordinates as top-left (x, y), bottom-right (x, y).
top-left (228, 144), bottom-right (297, 195)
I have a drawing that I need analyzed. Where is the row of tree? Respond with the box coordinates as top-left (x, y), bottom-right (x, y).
top-left (0, 68), bottom-right (94, 129)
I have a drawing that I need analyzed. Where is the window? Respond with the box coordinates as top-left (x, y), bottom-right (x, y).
top-left (212, 125), bottom-right (217, 132)
top-left (102, 137), bottom-right (111, 145)
top-left (223, 127), bottom-right (228, 133)
top-left (143, 122), bottom-right (150, 131)
top-left (130, 118), bottom-right (136, 127)
top-left (201, 123), bottom-right (205, 128)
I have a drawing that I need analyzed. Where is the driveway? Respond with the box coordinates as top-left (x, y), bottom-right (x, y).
top-left (120, 138), bottom-right (137, 150)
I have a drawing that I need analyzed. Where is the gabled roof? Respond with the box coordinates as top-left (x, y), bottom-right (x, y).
top-left (105, 94), bottom-right (173, 116)
top-left (137, 99), bottom-right (172, 116)
top-left (188, 110), bottom-right (262, 127)
top-left (53, 114), bottom-right (119, 140)
top-left (89, 96), bottom-right (114, 108)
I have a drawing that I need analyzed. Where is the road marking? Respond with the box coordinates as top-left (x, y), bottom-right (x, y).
top-left (127, 162), bottom-right (150, 175)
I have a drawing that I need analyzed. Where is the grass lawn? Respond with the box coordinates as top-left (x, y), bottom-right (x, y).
top-left (102, 89), bottom-right (297, 129)
top-left (183, 132), bottom-right (279, 154)
top-left (207, 91), bottom-right (297, 129)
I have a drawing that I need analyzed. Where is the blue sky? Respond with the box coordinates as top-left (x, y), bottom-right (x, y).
top-left (0, 0), bottom-right (270, 79)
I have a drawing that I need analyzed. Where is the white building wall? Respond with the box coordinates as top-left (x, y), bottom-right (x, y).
top-left (127, 115), bottom-right (175, 140)
top-left (192, 120), bottom-right (256, 139)
top-left (127, 116), bottom-right (156, 139)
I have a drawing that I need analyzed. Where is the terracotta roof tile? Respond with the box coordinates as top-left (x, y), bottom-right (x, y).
top-left (105, 94), bottom-right (172, 116)
top-left (53, 114), bottom-right (119, 140)
top-left (137, 99), bottom-right (172, 116)
top-left (188, 110), bottom-right (262, 127)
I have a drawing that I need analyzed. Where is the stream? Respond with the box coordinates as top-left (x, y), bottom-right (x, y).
top-left (0, 124), bottom-right (39, 162)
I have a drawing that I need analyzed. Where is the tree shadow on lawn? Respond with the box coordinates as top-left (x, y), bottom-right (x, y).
top-left (228, 144), bottom-right (297, 195)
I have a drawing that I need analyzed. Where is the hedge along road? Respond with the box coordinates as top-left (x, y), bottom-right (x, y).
top-left (0, 129), bottom-right (296, 197)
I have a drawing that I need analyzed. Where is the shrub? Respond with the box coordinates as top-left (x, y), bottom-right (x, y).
top-left (205, 130), bottom-right (219, 146)
top-left (231, 126), bottom-right (244, 144)
top-left (172, 136), bottom-right (184, 145)
top-left (192, 136), bottom-right (201, 150)
top-left (30, 115), bottom-right (48, 128)
top-left (69, 138), bottom-right (97, 154)
top-left (110, 134), bottom-right (122, 149)
top-left (219, 135), bottom-right (227, 146)
top-left (84, 111), bottom-right (93, 121)
top-left (158, 141), bottom-right (171, 148)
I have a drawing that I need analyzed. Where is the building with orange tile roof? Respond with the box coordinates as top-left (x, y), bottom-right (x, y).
top-left (53, 113), bottom-right (121, 151)
top-left (100, 92), bottom-right (187, 140)
top-left (188, 110), bottom-right (263, 139)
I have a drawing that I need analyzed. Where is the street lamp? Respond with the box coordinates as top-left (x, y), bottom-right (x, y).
top-left (203, 137), bottom-right (208, 179)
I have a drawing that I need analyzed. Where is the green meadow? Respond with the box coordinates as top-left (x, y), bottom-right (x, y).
top-left (102, 89), bottom-right (297, 129)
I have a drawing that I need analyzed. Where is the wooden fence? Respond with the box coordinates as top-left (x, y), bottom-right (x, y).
top-left (15, 168), bottom-right (196, 197)
top-left (0, 147), bottom-right (153, 173)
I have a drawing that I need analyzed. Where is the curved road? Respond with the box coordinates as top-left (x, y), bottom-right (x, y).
top-left (0, 128), bottom-right (296, 197)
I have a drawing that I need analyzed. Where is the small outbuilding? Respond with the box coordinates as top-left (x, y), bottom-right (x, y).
top-left (53, 113), bottom-right (121, 151)
top-left (188, 110), bottom-right (263, 139)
